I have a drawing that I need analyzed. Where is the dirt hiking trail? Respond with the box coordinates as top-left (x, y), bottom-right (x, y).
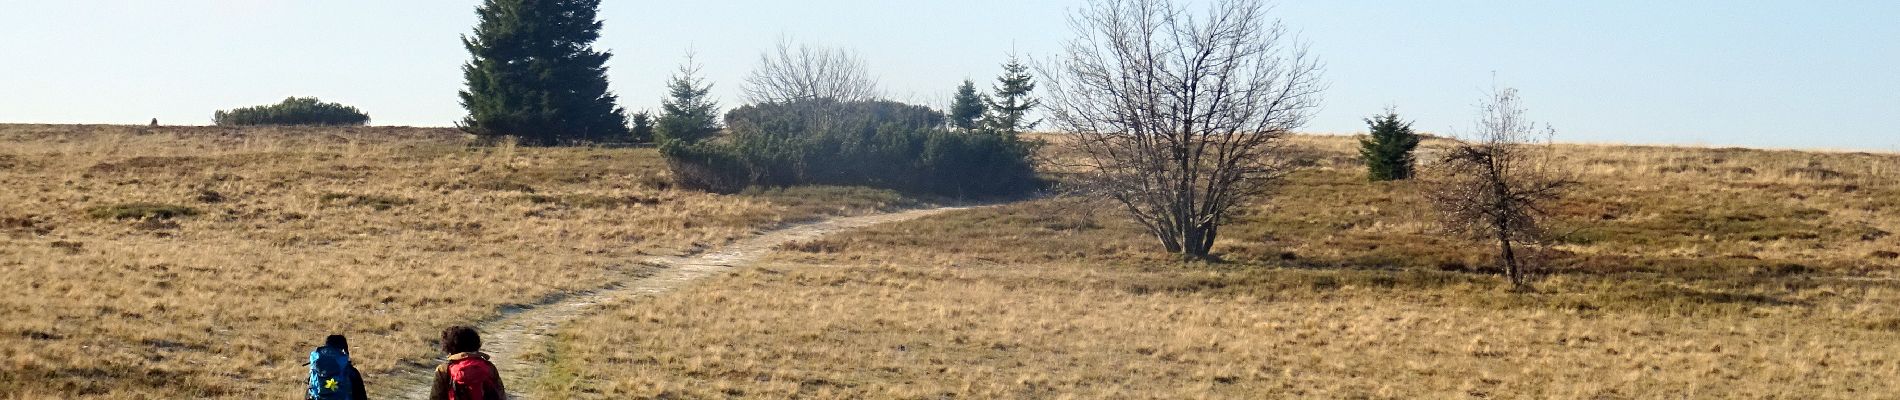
top-left (382, 206), bottom-right (969, 400)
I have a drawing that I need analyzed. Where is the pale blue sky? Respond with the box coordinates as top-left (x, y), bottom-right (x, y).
top-left (1, 1), bottom-right (1893, 150)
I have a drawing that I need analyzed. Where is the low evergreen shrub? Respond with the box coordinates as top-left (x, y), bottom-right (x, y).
top-left (660, 99), bottom-right (1040, 197)
top-left (214, 97), bottom-right (369, 126)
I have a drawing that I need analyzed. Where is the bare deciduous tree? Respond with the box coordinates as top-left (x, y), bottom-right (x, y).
top-left (1426, 85), bottom-right (1573, 289)
top-left (742, 38), bottom-right (880, 104)
top-left (1042, 0), bottom-right (1324, 258)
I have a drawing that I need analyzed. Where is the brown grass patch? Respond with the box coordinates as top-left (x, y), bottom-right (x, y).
top-left (544, 134), bottom-right (1900, 399)
top-left (0, 124), bottom-right (916, 399)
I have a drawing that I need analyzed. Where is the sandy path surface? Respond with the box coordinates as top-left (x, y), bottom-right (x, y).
top-left (380, 206), bottom-right (967, 399)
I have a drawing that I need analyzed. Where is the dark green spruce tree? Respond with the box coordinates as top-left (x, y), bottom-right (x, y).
top-left (656, 56), bottom-right (721, 144)
top-left (1359, 108), bottom-right (1422, 181)
top-left (983, 55), bottom-right (1040, 135)
top-left (949, 79), bottom-right (988, 130)
top-left (459, 0), bottom-right (629, 145)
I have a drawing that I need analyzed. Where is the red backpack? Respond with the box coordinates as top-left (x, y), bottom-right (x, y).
top-left (440, 355), bottom-right (505, 400)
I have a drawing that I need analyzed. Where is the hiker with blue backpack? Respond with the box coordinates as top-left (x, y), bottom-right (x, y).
top-left (307, 334), bottom-right (369, 400)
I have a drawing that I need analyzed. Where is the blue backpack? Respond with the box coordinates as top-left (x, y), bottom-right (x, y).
top-left (307, 346), bottom-right (355, 400)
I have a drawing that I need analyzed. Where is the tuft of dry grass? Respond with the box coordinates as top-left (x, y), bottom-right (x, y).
top-left (84, 202), bottom-right (201, 220)
top-left (544, 134), bottom-right (1900, 399)
top-left (0, 124), bottom-right (916, 399)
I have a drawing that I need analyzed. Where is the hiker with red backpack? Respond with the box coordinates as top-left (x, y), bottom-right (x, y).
top-left (430, 325), bottom-right (507, 400)
top-left (307, 334), bottom-right (369, 400)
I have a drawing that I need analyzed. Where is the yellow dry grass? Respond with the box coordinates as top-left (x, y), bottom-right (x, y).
top-left (544, 134), bottom-right (1900, 399)
top-left (0, 124), bottom-right (914, 399)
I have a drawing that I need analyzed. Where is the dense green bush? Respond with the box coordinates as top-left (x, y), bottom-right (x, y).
top-left (213, 97), bottom-right (369, 126)
top-left (1359, 109), bottom-right (1420, 181)
top-left (919, 129), bottom-right (1038, 196)
top-left (660, 99), bottom-right (1040, 197)
top-left (659, 139), bottom-right (754, 194)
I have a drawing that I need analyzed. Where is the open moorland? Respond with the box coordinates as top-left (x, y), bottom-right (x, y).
top-left (0, 124), bottom-right (919, 399)
top-left (4, 126), bottom-right (1897, 399)
top-left (6, 1), bottom-right (1892, 399)
top-left (542, 135), bottom-right (1900, 399)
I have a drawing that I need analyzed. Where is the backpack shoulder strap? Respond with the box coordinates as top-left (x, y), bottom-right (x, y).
top-left (432, 362), bottom-right (457, 400)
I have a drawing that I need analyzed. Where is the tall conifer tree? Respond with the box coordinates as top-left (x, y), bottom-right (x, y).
top-left (984, 55), bottom-right (1040, 134)
top-left (949, 79), bottom-right (988, 130)
top-left (459, 0), bottom-right (629, 145)
top-left (656, 55), bottom-right (721, 144)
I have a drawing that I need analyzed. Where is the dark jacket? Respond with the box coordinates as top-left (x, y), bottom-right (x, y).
top-left (347, 365), bottom-right (368, 400)
top-left (430, 352), bottom-right (506, 400)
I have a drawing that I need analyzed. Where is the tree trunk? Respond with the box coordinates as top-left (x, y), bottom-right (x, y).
top-left (1198, 222), bottom-right (1218, 256)
top-left (1496, 232), bottom-right (1522, 289)
top-left (1157, 230), bottom-right (1183, 254)
top-left (1487, 156), bottom-right (1525, 290)
top-left (1183, 221), bottom-right (1217, 258)
top-left (1183, 226), bottom-right (1207, 258)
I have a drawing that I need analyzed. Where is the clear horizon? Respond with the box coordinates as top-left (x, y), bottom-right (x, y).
top-left (1, 1), bottom-right (1894, 151)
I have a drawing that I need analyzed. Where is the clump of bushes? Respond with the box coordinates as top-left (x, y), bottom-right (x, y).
top-left (659, 99), bottom-right (1040, 197)
top-left (87, 203), bottom-right (200, 220)
top-left (214, 97), bottom-right (370, 126)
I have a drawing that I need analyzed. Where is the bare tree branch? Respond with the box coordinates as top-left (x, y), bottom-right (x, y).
top-left (741, 37), bottom-right (881, 104)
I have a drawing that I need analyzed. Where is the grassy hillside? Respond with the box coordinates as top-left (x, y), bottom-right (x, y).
top-left (543, 135), bottom-right (1900, 399)
top-left (4, 125), bottom-right (1894, 398)
top-left (0, 125), bottom-right (916, 399)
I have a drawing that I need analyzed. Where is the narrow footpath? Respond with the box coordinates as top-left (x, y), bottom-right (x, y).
top-left (383, 207), bottom-right (967, 400)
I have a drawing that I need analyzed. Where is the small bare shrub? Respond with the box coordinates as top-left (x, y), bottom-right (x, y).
top-left (1425, 86), bottom-right (1573, 289)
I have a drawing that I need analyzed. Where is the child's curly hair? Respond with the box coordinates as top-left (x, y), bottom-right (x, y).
top-left (441, 325), bottom-right (482, 355)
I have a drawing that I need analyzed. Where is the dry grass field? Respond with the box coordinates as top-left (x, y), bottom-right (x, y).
top-left (542, 135), bottom-right (1900, 399)
top-left (0, 124), bottom-right (917, 399)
